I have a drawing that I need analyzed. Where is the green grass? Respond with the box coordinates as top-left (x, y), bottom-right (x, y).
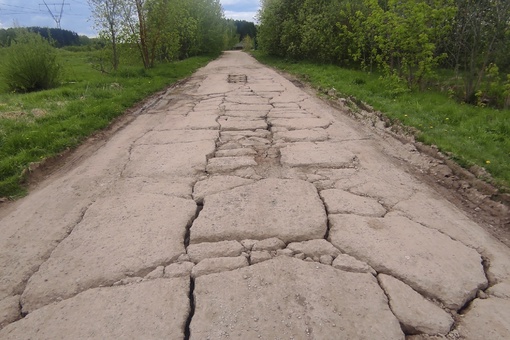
top-left (253, 52), bottom-right (510, 191)
top-left (0, 49), bottom-right (215, 198)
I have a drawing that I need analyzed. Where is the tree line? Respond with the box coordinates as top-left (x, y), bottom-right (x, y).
top-left (258, 0), bottom-right (510, 107)
top-left (88, 0), bottom-right (244, 70)
top-left (0, 27), bottom-right (88, 48)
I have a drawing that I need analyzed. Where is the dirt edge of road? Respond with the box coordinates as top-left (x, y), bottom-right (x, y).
top-left (288, 75), bottom-right (510, 246)
top-left (0, 80), bottom-right (188, 214)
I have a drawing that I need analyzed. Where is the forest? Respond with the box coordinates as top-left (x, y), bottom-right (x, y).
top-left (258, 0), bottom-right (510, 108)
top-left (87, 0), bottom-right (244, 70)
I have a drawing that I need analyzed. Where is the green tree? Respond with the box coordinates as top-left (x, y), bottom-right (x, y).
top-left (88, 0), bottom-right (124, 70)
top-left (445, 0), bottom-right (510, 103)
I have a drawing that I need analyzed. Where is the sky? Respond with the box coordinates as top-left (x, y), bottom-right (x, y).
top-left (0, 0), bottom-right (260, 37)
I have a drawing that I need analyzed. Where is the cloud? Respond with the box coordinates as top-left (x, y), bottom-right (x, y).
top-left (0, 0), bottom-right (261, 35)
top-left (220, 0), bottom-right (260, 18)
top-left (224, 10), bottom-right (258, 22)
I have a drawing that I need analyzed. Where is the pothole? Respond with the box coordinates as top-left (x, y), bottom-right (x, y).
top-left (228, 74), bottom-right (247, 84)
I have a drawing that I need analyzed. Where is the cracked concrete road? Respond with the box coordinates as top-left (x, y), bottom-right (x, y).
top-left (1, 51), bottom-right (510, 339)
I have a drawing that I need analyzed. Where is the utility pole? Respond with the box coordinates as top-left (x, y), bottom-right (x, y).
top-left (40, 1), bottom-right (70, 29)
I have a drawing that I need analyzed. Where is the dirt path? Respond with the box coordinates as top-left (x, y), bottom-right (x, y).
top-left (1, 51), bottom-right (509, 339)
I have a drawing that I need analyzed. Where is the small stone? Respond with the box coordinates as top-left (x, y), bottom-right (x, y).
top-left (191, 256), bottom-right (249, 278)
top-left (252, 238), bottom-right (286, 252)
top-left (332, 254), bottom-right (376, 275)
top-left (187, 241), bottom-right (245, 263)
top-left (287, 240), bottom-right (341, 258)
top-left (241, 239), bottom-right (258, 251)
top-left (145, 266), bottom-right (164, 280)
top-left (304, 257), bottom-right (314, 262)
top-left (486, 282), bottom-right (510, 299)
top-left (177, 254), bottom-right (191, 263)
top-left (276, 249), bottom-right (294, 257)
top-left (250, 251), bottom-right (273, 265)
top-left (113, 277), bottom-right (143, 286)
top-left (164, 262), bottom-right (194, 278)
top-left (320, 255), bottom-right (334, 266)
top-left (294, 253), bottom-right (305, 260)
top-left (477, 290), bottom-right (489, 299)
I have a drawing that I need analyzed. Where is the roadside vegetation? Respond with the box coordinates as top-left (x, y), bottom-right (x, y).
top-left (256, 0), bottom-right (510, 191)
top-left (0, 0), bottom-right (256, 199)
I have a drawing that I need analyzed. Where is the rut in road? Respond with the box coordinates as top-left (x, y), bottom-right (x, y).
top-left (0, 51), bottom-right (509, 339)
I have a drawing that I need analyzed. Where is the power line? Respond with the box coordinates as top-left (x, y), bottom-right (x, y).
top-left (40, 1), bottom-right (70, 29)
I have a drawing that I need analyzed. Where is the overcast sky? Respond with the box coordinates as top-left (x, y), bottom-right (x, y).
top-left (0, 0), bottom-right (259, 36)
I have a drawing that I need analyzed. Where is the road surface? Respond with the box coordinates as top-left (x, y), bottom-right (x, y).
top-left (1, 51), bottom-right (509, 339)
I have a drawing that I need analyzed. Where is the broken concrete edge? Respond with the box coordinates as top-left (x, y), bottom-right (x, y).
top-left (4, 250), bottom-right (464, 339)
top-left (327, 91), bottom-right (509, 230)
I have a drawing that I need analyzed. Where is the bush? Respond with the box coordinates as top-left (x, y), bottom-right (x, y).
top-left (1, 31), bottom-right (62, 93)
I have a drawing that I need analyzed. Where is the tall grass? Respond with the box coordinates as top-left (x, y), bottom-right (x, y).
top-left (253, 52), bottom-right (510, 190)
top-left (0, 48), bottom-right (215, 198)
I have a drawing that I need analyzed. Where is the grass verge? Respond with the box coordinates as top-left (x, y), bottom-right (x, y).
top-left (0, 49), bottom-right (215, 198)
top-left (252, 52), bottom-right (510, 191)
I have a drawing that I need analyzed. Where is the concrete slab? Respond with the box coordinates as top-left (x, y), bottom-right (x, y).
top-left (136, 130), bottom-right (219, 144)
top-left (320, 189), bottom-right (387, 217)
top-left (269, 118), bottom-right (331, 130)
top-left (281, 142), bottom-right (357, 168)
top-left (267, 111), bottom-right (314, 119)
top-left (225, 96), bottom-right (269, 105)
top-left (222, 103), bottom-right (273, 112)
top-left (0, 296), bottom-right (19, 329)
top-left (155, 114), bottom-right (219, 130)
top-left (191, 256), bottom-right (249, 278)
top-left (125, 141), bottom-right (216, 178)
top-left (222, 110), bottom-right (268, 119)
top-left (218, 117), bottom-right (268, 131)
top-left (274, 129), bottom-right (329, 142)
top-left (2, 279), bottom-right (190, 339)
top-left (457, 298), bottom-right (510, 339)
top-left (378, 274), bottom-right (454, 335)
top-left (393, 192), bottom-right (510, 283)
top-left (329, 214), bottom-right (488, 310)
top-left (215, 148), bottom-right (257, 157)
top-left (206, 157), bottom-right (257, 173)
top-left (191, 257), bottom-right (404, 339)
top-left (193, 175), bottom-right (255, 203)
top-left (187, 241), bottom-right (245, 263)
top-left (190, 179), bottom-right (327, 244)
top-left (21, 194), bottom-right (196, 313)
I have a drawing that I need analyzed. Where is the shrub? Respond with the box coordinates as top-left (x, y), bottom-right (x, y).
top-left (1, 31), bottom-right (62, 93)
